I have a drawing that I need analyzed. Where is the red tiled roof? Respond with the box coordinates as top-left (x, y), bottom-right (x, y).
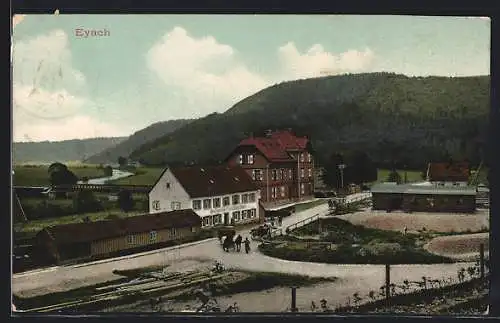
top-left (170, 165), bottom-right (258, 198)
top-left (41, 209), bottom-right (201, 245)
top-left (427, 162), bottom-right (470, 182)
top-left (237, 130), bottom-right (309, 162)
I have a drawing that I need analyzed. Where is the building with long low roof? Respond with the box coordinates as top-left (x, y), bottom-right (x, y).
top-left (371, 182), bottom-right (477, 213)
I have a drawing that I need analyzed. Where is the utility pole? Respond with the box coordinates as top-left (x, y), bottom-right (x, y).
top-left (297, 154), bottom-right (301, 201)
top-left (338, 164), bottom-right (346, 193)
top-left (290, 286), bottom-right (298, 312)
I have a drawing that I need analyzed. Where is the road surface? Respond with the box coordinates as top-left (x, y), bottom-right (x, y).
top-left (77, 169), bottom-right (134, 185)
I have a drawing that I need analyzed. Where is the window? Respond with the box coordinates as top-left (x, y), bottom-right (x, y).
top-left (308, 168), bottom-right (312, 178)
top-left (213, 214), bottom-right (222, 224)
top-left (213, 197), bottom-right (221, 208)
top-left (127, 235), bottom-right (135, 245)
top-left (171, 201), bottom-right (181, 210)
top-left (271, 187), bottom-right (277, 198)
top-left (203, 217), bottom-right (210, 227)
top-left (288, 169), bottom-right (293, 180)
top-left (241, 210), bottom-right (247, 219)
top-left (171, 228), bottom-right (177, 236)
top-left (247, 154), bottom-right (254, 164)
top-left (453, 182), bottom-right (460, 186)
top-left (191, 227), bottom-right (197, 233)
top-left (238, 154), bottom-right (243, 164)
top-left (232, 194), bottom-right (240, 205)
top-left (301, 168), bottom-right (305, 178)
top-left (250, 208), bottom-right (257, 218)
top-left (277, 169), bottom-right (282, 180)
top-left (308, 153), bottom-right (312, 163)
top-left (281, 169), bottom-right (286, 181)
top-left (233, 211), bottom-right (241, 221)
top-left (300, 153), bottom-right (304, 162)
top-left (252, 169), bottom-right (263, 181)
top-left (301, 183), bottom-right (305, 195)
top-left (242, 193), bottom-right (249, 203)
top-left (457, 198), bottom-right (464, 205)
top-left (152, 200), bottom-right (160, 210)
top-left (280, 186), bottom-right (286, 197)
top-left (249, 192), bottom-right (256, 202)
top-left (272, 169), bottom-right (277, 180)
top-left (149, 231), bottom-right (157, 242)
top-left (223, 196), bottom-right (230, 206)
top-left (192, 200), bottom-right (201, 210)
top-left (203, 199), bottom-right (211, 209)
top-left (166, 182), bottom-right (171, 189)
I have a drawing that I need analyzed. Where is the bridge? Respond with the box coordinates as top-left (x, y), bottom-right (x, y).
top-left (13, 184), bottom-right (152, 195)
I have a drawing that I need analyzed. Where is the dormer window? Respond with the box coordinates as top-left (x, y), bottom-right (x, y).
top-left (247, 154), bottom-right (254, 164)
top-left (307, 153), bottom-right (312, 163)
top-left (300, 153), bottom-right (305, 162)
top-left (238, 155), bottom-right (243, 164)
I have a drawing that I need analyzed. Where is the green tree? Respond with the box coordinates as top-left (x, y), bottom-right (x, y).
top-left (73, 191), bottom-right (102, 213)
top-left (322, 152), bottom-right (344, 189)
top-left (103, 165), bottom-right (113, 177)
top-left (48, 163), bottom-right (78, 186)
top-left (386, 170), bottom-right (402, 184)
top-left (345, 150), bottom-right (378, 184)
top-left (118, 156), bottom-right (127, 167)
top-left (117, 189), bottom-right (135, 212)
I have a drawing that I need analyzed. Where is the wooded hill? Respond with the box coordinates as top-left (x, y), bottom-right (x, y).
top-left (85, 119), bottom-right (192, 164)
top-left (13, 137), bottom-right (126, 164)
top-left (128, 73), bottom-right (490, 170)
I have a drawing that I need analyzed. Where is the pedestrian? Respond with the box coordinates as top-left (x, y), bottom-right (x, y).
top-left (310, 301), bottom-right (317, 312)
top-left (244, 237), bottom-right (251, 254)
top-left (278, 215), bottom-right (283, 226)
top-left (404, 226), bottom-right (408, 235)
top-left (235, 234), bottom-right (242, 252)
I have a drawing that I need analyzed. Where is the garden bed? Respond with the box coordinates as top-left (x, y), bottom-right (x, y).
top-left (259, 217), bottom-right (453, 264)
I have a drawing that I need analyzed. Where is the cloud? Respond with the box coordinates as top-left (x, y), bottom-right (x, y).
top-left (12, 14), bottom-right (26, 28)
top-left (12, 30), bottom-right (124, 142)
top-left (278, 42), bottom-right (375, 78)
top-left (146, 27), bottom-right (376, 118)
top-left (146, 27), bottom-right (268, 116)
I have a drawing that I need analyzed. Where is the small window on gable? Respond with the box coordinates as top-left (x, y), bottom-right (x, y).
top-left (247, 154), bottom-right (254, 164)
top-left (238, 154), bottom-right (243, 164)
top-left (149, 231), bottom-right (157, 241)
top-left (166, 182), bottom-right (171, 189)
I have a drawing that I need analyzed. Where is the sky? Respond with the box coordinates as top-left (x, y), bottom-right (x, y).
top-left (11, 15), bottom-right (490, 142)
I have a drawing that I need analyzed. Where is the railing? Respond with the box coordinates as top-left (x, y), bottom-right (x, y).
top-left (285, 213), bottom-right (320, 233)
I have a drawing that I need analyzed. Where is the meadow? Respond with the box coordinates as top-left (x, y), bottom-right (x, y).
top-left (13, 164), bottom-right (109, 186)
top-left (108, 167), bottom-right (164, 186)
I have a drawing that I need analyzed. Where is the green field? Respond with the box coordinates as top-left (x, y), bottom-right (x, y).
top-left (108, 167), bottom-right (164, 186)
top-left (13, 164), bottom-right (108, 186)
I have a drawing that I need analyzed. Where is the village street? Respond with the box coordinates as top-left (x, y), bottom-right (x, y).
top-left (12, 192), bottom-right (475, 303)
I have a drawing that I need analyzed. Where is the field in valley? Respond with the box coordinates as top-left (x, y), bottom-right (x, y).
top-left (107, 167), bottom-right (164, 186)
top-left (13, 164), bottom-right (109, 186)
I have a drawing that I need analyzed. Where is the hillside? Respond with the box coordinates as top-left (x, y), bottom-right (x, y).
top-left (85, 119), bottom-right (192, 164)
top-left (12, 137), bottom-right (126, 165)
top-left (129, 73), bottom-right (490, 169)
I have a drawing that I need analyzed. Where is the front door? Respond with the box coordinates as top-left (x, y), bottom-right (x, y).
top-left (224, 213), bottom-right (230, 225)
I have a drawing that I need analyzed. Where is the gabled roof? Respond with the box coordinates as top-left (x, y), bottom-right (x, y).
top-left (40, 209), bottom-right (201, 245)
top-left (234, 130), bottom-right (309, 162)
top-left (170, 165), bottom-right (258, 198)
top-left (427, 162), bottom-right (470, 182)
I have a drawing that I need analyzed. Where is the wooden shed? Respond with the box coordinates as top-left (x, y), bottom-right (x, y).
top-left (371, 183), bottom-right (477, 213)
top-left (35, 209), bottom-right (202, 265)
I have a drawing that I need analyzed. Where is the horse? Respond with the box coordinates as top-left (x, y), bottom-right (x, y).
top-left (222, 236), bottom-right (236, 252)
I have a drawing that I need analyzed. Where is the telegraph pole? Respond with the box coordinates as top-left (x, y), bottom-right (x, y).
top-left (338, 164), bottom-right (346, 193)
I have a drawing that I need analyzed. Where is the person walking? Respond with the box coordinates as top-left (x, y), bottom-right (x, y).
top-left (234, 234), bottom-right (242, 252)
top-left (244, 237), bottom-right (251, 254)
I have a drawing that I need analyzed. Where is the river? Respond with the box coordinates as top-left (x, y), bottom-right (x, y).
top-left (77, 169), bottom-right (135, 185)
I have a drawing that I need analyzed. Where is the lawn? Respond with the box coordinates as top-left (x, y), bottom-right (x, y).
top-left (13, 209), bottom-right (146, 234)
top-left (13, 164), bottom-right (108, 186)
top-left (108, 167), bottom-right (164, 186)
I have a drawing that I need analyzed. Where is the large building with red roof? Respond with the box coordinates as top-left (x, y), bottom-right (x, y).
top-left (225, 129), bottom-right (315, 205)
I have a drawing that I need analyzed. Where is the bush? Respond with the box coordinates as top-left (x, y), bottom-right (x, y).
top-left (73, 191), bottom-right (103, 214)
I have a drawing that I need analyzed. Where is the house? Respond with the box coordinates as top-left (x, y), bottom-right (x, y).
top-left (35, 209), bottom-right (201, 265)
top-left (148, 165), bottom-right (262, 227)
top-left (225, 129), bottom-right (315, 205)
top-left (426, 161), bottom-right (470, 187)
top-left (371, 183), bottom-right (477, 213)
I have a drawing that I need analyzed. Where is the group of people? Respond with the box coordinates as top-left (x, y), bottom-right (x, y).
top-left (221, 234), bottom-right (251, 254)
